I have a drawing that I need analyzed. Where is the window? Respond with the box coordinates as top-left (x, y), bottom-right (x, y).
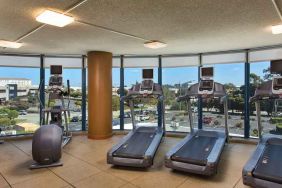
top-left (45, 58), bottom-right (82, 131)
top-left (250, 61), bottom-right (279, 137)
top-left (124, 67), bottom-right (158, 129)
top-left (0, 57), bottom-right (40, 136)
top-left (162, 67), bottom-right (198, 132)
top-left (112, 67), bottom-right (120, 129)
top-left (202, 63), bottom-right (245, 136)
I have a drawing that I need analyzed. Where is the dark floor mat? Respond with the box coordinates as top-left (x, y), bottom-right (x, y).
top-left (113, 131), bottom-right (156, 159)
top-left (171, 136), bottom-right (217, 166)
top-left (253, 144), bottom-right (282, 184)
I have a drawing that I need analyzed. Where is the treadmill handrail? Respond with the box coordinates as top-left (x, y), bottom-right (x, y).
top-left (177, 83), bottom-right (229, 139)
top-left (121, 93), bottom-right (163, 101)
top-left (121, 83), bottom-right (165, 132)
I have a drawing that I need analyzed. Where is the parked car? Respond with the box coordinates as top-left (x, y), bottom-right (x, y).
top-left (136, 115), bottom-right (150, 121)
top-left (119, 113), bottom-right (131, 118)
top-left (112, 120), bottom-right (120, 126)
top-left (71, 116), bottom-right (79, 122)
top-left (203, 117), bottom-right (212, 124)
top-left (73, 108), bottom-right (81, 112)
top-left (19, 110), bottom-right (27, 115)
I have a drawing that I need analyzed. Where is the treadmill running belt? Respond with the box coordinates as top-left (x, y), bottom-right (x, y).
top-left (171, 136), bottom-right (217, 166)
top-left (113, 131), bottom-right (156, 159)
top-left (253, 144), bottom-right (282, 184)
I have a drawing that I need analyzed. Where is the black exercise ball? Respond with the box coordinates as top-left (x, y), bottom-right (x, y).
top-left (32, 124), bottom-right (63, 165)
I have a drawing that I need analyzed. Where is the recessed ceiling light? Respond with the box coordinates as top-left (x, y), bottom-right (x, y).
top-left (36, 10), bottom-right (74, 27)
top-left (272, 24), bottom-right (282, 34)
top-left (144, 41), bottom-right (167, 49)
top-left (0, 40), bottom-right (23, 48)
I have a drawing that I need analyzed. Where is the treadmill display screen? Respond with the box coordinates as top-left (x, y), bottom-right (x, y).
top-left (273, 78), bottom-right (282, 90)
top-left (277, 78), bottom-right (282, 85)
top-left (270, 60), bottom-right (282, 74)
top-left (143, 69), bottom-right (153, 79)
top-left (50, 65), bottom-right (62, 75)
top-left (199, 80), bottom-right (213, 91)
top-left (201, 67), bottom-right (214, 77)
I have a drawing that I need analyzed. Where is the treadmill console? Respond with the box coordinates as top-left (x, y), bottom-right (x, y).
top-left (140, 69), bottom-right (154, 95)
top-left (198, 67), bottom-right (214, 95)
top-left (270, 60), bottom-right (282, 95)
top-left (272, 76), bottom-right (282, 94)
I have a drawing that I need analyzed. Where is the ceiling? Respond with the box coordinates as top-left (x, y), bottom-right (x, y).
top-left (1, 0), bottom-right (282, 55)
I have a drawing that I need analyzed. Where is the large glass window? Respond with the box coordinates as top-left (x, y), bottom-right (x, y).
top-left (112, 68), bottom-right (120, 129)
top-left (45, 58), bottom-right (82, 132)
top-left (0, 66), bottom-right (40, 136)
top-left (203, 63), bottom-right (245, 136)
top-left (124, 67), bottom-right (158, 129)
top-left (162, 67), bottom-right (198, 132)
top-left (250, 61), bottom-right (279, 137)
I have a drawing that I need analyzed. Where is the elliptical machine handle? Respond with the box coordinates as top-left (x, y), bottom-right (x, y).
top-left (37, 79), bottom-right (45, 109)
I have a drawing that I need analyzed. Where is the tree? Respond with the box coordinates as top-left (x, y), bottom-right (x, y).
top-left (112, 96), bottom-right (120, 111)
top-left (75, 100), bottom-right (82, 108)
top-left (7, 110), bottom-right (18, 120)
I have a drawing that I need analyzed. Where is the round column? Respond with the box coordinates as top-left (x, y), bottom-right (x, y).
top-left (87, 51), bottom-right (112, 139)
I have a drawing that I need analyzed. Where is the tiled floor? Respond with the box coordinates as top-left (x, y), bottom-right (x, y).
top-left (0, 135), bottom-right (255, 188)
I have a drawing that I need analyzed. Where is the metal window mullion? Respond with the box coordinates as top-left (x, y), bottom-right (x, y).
top-left (120, 55), bottom-right (125, 130)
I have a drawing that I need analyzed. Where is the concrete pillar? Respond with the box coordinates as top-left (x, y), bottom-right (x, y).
top-left (87, 51), bottom-right (112, 139)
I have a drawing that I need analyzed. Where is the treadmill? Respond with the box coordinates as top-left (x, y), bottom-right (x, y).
top-left (165, 67), bottom-right (229, 176)
top-left (243, 60), bottom-right (282, 188)
top-left (107, 69), bottom-right (165, 168)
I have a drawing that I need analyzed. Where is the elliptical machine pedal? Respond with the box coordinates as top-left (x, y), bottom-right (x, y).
top-left (30, 160), bottom-right (63, 169)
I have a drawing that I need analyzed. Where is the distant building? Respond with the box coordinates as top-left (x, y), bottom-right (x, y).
top-left (168, 88), bottom-right (179, 94)
top-left (0, 78), bottom-right (36, 101)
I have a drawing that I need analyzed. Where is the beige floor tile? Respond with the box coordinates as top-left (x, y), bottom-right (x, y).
top-left (120, 183), bottom-right (139, 188)
top-left (0, 143), bottom-right (30, 166)
top-left (11, 171), bottom-right (69, 188)
top-left (218, 158), bottom-right (245, 176)
top-left (0, 175), bottom-right (10, 188)
top-left (9, 140), bottom-right (32, 156)
top-left (179, 172), bottom-right (241, 188)
top-left (73, 171), bottom-right (127, 188)
top-left (58, 152), bottom-right (83, 167)
top-left (132, 170), bottom-right (187, 188)
top-left (230, 144), bottom-right (256, 154)
top-left (63, 143), bottom-right (94, 156)
top-left (1, 159), bottom-right (49, 185)
top-left (79, 148), bottom-right (109, 165)
top-left (93, 158), bottom-right (112, 171)
top-left (234, 178), bottom-right (250, 188)
top-left (50, 161), bottom-right (101, 184)
top-left (105, 166), bottom-right (146, 182)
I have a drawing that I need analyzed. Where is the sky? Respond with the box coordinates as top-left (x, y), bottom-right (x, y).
top-left (113, 61), bottom-right (270, 87)
top-left (0, 61), bottom-right (270, 87)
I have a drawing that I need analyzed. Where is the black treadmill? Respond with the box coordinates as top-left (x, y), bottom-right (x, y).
top-left (107, 69), bottom-right (165, 168)
top-left (165, 67), bottom-right (229, 176)
top-left (243, 60), bottom-right (282, 187)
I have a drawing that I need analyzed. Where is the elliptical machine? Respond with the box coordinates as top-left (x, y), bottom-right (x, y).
top-left (30, 65), bottom-right (72, 169)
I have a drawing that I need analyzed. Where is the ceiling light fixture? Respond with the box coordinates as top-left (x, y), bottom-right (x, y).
top-left (144, 41), bottom-right (167, 49)
top-left (272, 24), bottom-right (282, 34)
top-left (0, 40), bottom-right (23, 48)
top-left (36, 10), bottom-right (74, 27)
